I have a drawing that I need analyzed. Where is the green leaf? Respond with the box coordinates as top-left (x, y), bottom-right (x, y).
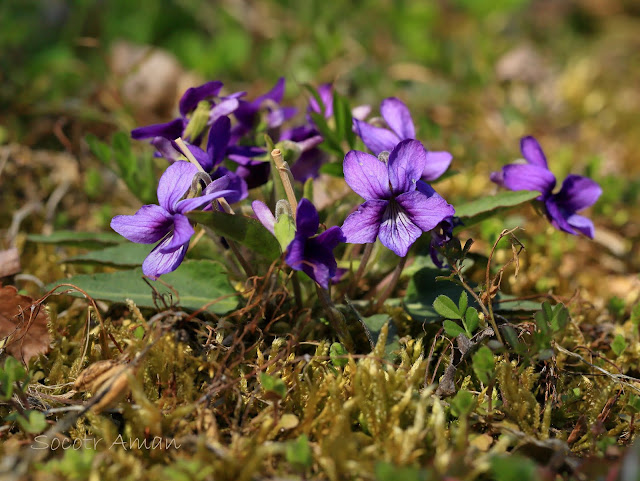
top-left (108, 132), bottom-right (157, 204)
top-left (361, 314), bottom-right (401, 359)
top-left (259, 373), bottom-right (286, 399)
top-left (62, 243), bottom-right (150, 267)
top-left (612, 334), bottom-right (628, 357)
top-left (454, 190), bottom-right (540, 231)
top-left (627, 394), bottom-right (640, 414)
top-left (15, 410), bottom-right (47, 434)
top-left (85, 134), bottom-right (111, 165)
top-left (490, 455), bottom-right (537, 481)
top-left (303, 177), bottom-right (314, 201)
top-left (472, 346), bottom-right (495, 385)
top-left (443, 319), bottom-right (466, 338)
top-left (274, 213), bottom-right (296, 252)
top-left (404, 268), bottom-right (467, 323)
top-left (318, 162), bottom-right (344, 177)
top-left (330, 342), bottom-right (349, 368)
top-left (502, 325), bottom-right (526, 355)
top-left (332, 91), bottom-right (356, 149)
top-left (310, 111), bottom-right (343, 156)
top-left (433, 295), bottom-right (462, 320)
top-left (0, 357), bottom-right (28, 400)
top-left (285, 435), bottom-right (313, 469)
top-left (187, 211), bottom-right (281, 260)
top-left (631, 303), bottom-right (640, 326)
top-left (450, 390), bottom-right (475, 417)
top-left (458, 291), bottom-right (468, 315)
top-left (551, 303), bottom-right (570, 332)
top-left (375, 462), bottom-right (430, 481)
top-left (27, 231), bottom-right (125, 248)
top-left (45, 260), bottom-right (237, 314)
top-left (464, 307), bottom-right (480, 335)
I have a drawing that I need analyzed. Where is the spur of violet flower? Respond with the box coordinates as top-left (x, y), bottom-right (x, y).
top-left (251, 198), bottom-right (345, 289)
top-left (110, 161), bottom-right (234, 279)
top-left (341, 139), bottom-right (455, 257)
top-left (353, 97), bottom-right (452, 182)
top-left (490, 136), bottom-right (602, 238)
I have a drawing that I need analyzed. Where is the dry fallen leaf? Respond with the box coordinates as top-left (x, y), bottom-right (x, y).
top-left (0, 284), bottom-right (50, 364)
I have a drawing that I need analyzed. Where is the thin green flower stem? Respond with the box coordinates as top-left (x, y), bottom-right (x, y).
top-left (349, 242), bottom-right (374, 297)
top-left (315, 283), bottom-right (355, 352)
top-left (374, 255), bottom-right (408, 311)
top-left (271, 148), bottom-right (298, 222)
top-left (290, 272), bottom-right (303, 311)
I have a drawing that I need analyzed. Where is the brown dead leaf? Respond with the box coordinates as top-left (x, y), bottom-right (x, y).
top-left (0, 248), bottom-right (21, 277)
top-left (0, 284), bottom-right (50, 364)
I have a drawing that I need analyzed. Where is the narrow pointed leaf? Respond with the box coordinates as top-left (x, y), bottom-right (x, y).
top-left (45, 260), bottom-right (237, 314)
top-left (188, 211), bottom-right (281, 260)
top-left (454, 190), bottom-right (540, 231)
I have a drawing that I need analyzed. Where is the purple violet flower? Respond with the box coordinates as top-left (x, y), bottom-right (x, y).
top-left (490, 136), bottom-right (602, 238)
top-left (341, 139), bottom-right (455, 257)
top-left (189, 116), bottom-right (269, 194)
top-left (251, 199), bottom-right (345, 289)
top-left (234, 78), bottom-right (297, 134)
top-left (110, 161), bottom-right (234, 279)
top-left (131, 81), bottom-right (243, 142)
top-left (286, 199), bottom-right (346, 289)
top-left (353, 97), bottom-right (452, 182)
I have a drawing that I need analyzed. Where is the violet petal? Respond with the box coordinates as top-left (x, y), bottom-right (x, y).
top-left (251, 200), bottom-right (276, 235)
top-left (520, 136), bottom-right (548, 168)
top-left (380, 97), bottom-right (415, 140)
top-left (157, 161), bottom-right (198, 212)
top-left (353, 119), bottom-right (400, 156)
top-left (110, 205), bottom-right (173, 244)
top-left (388, 139), bottom-right (427, 195)
top-left (341, 200), bottom-right (388, 244)
top-left (179, 81), bottom-right (223, 117)
top-left (395, 190), bottom-right (455, 232)
top-left (159, 214), bottom-right (194, 253)
top-left (422, 151), bottom-right (453, 181)
top-left (131, 118), bottom-right (184, 141)
top-left (207, 116), bottom-right (231, 167)
top-left (554, 174), bottom-right (602, 213)
top-left (566, 213), bottom-right (595, 239)
top-left (296, 198), bottom-right (320, 238)
top-left (142, 235), bottom-right (189, 279)
top-left (378, 201), bottom-right (423, 257)
top-left (502, 163), bottom-right (556, 197)
top-left (343, 150), bottom-right (391, 200)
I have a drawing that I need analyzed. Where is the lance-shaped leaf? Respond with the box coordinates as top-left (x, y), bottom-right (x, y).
top-left (27, 231), bottom-right (125, 248)
top-left (45, 260), bottom-right (237, 314)
top-left (454, 190), bottom-right (539, 232)
top-left (62, 243), bottom-right (150, 267)
top-left (187, 211), bottom-right (281, 260)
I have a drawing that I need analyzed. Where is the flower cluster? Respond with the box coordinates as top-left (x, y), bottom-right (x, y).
top-left (111, 78), bottom-right (602, 291)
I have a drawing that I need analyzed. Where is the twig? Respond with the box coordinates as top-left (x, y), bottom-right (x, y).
top-left (555, 343), bottom-right (640, 394)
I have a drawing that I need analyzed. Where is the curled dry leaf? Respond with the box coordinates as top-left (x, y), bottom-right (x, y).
top-left (0, 284), bottom-right (50, 363)
top-left (73, 359), bottom-right (118, 391)
top-left (75, 360), bottom-right (133, 413)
